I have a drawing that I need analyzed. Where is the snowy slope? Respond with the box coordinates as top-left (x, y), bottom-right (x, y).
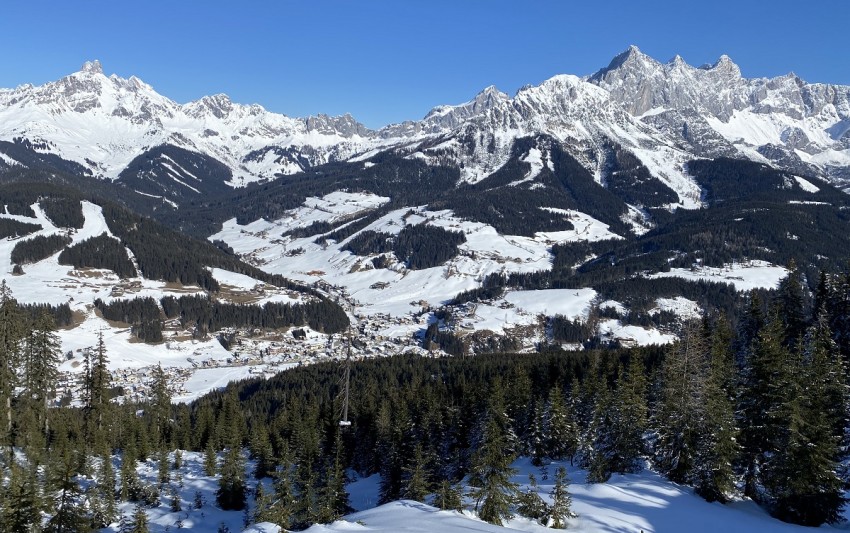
top-left (116, 451), bottom-right (837, 533)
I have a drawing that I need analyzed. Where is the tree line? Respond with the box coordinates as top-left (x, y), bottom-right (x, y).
top-left (1, 265), bottom-right (849, 529)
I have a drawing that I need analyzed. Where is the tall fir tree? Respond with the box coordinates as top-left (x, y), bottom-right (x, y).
top-left (768, 316), bottom-right (847, 525)
top-left (737, 310), bottom-right (796, 500)
top-left (654, 321), bottom-right (709, 484)
top-left (692, 316), bottom-right (739, 502)
top-left (468, 386), bottom-right (519, 526)
top-left (0, 281), bottom-right (25, 460)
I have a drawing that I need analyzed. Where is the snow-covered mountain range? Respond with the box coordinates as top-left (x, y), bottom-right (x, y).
top-left (1, 47), bottom-right (848, 207)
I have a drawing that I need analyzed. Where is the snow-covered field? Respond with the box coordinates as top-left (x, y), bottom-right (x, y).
top-left (648, 260), bottom-right (789, 291)
top-left (118, 452), bottom-right (836, 533)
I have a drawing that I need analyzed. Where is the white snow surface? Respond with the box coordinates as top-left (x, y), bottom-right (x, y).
top-left (105, 445), bottom-right (836, 533)
top-left (793, 175), bottom-right (821, 193)
top-left (648, 260), bottom-right (789, 291)
top-left (211, 195), bottom-right (618, 318)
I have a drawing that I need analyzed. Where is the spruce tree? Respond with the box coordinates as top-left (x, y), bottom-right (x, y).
top-left (3, 461), bottom-right (43, 532)
top-left (401, 443), bottom-right (431, 502)
top-left (693, 317), bottom-right (739, 502)
top-left (516, 473), bottom-right (549, 524)
top-left (318, 432), bottom-right (349, 523)
top-left (546, 384), bottom-right (579, 465)
top-left (434, 479), bottom-right (463, 511)
top-left (0, 281), bottom-right (25, 460)
top-left (23, 310), bottom-right (60, 437)
top-left (149, 364), bottom-right (171, 451)
top-left (654, 321), bottom-right (708, 484)
top-left (737, 311), bottom-right (795, 500)
top-left (468, 387), bottom-right (519, 526)
top-left (549, 466), bottom-right (575, 529)
top-left (128, 504), bottom-right (149, 533)
top-left (768, 316), bottom-right (847, 525)
top-left (216, 445), bottom-right (247, 511)
top-left (267, 451), bottom-right (296, 529)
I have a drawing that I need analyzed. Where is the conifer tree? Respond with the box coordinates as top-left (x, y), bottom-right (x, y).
top-left (120, 439), bottom-right (141, 502)
top-left (0, 281), bottom-right (25, 459)
top-left (737, 311), bottom-right (795, 500)
top-left (546, 384), bottom-right (579, 465)
top-left (96, 451), bottom-right (118, 528)
top-left (654, 321), bottom-right (708, 484)
top-left (267, 451), bottom-right (296, 529)
top-left (318, 431), bottom-right (349, 523)
top-left (768, 316), bottom-right (847, 525)
top-left (128, 504), bottom-right (149, 533)
top-left (216, 444), bottom-right (247, 510)
top-left (549, 466), bottom-right (575, 529)
top-left (401, 443), bottom-right (431, 502)
top-left (3, 461), bottom-right (43, 532)
top-left (468, 387), bottom-right (519, 526)
top-left (149, 364), bottom-right (171, 451)
top-left (23, 310), bottom-right (60, 437)
top-left (434, 479), bottom-right (463, 511)
top-left (204, 441), bottom-right (218, 477)
top-left (84, 331), bottom-right (112, 451)
top-left (611, 356), bottom-right (648, 473)
top-left (693, 317), bottom-right (739, 502)
top-left (516, 473), bottom-right (549, 524)
top-left (527, 399), bottom-right (547, 466)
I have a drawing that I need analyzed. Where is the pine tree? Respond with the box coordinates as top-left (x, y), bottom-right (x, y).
top-left (23, 310), bottom-right (60, 438)
top-left (692, 317), bottom-right (739, 502)
top-left (0, 281), bottom-right (25, 460)
top-left (516, 473), bottom-right (549, 524)
top-left (434, 479), bottom-right (463, 511)
top-left (768, 316), bottom-right (847, 525)
top-left (468, 387), bottom-right (519, 526)
top-left (654, 321), bottom-right (708, 484)
top-left (549, 466), bottom-right (575, 529)
top-left (401, 443), bottom-right (431, 502)
top-left (216, 445), bottom-right (247, 511)
top-left (546, 384), bottom-right (579, 464)
top-left (737, 311), bottom-right (795, 500)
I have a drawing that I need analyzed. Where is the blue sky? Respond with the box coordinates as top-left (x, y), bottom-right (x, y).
top-left (1, 0), bottom-right (847, 128)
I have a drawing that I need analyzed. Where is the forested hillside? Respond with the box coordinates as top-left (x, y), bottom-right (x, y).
top-left (0, 263), bottom-right (848, 529)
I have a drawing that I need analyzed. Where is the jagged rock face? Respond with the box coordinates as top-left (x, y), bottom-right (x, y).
top-left (0, 62), bottom-right (377, 185)
top-left (0, 49), bottom-right (848, 204)
top-left (588, 46), bottom-right (850, 181)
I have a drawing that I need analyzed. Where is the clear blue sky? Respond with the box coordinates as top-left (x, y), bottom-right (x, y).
top-left (1, 0), bottom-right (847, 128)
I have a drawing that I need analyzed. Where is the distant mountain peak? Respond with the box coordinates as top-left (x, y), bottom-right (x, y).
top-left (80, 60), bottom-right (103, 75)
top-left (705, 54), bottom-right (741, 78)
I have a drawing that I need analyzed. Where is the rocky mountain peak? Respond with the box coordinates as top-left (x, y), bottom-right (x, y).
top-left (80, 60), bottom-right (103, 75)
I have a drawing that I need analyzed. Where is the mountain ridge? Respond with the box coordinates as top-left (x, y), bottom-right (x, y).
top-left (1, 46), bottom-right (848, 203)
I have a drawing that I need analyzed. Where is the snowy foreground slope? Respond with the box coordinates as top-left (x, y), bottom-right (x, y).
top-left (122, 454), bottom-right (837, 533)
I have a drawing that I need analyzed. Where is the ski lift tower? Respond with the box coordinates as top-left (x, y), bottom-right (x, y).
top-left (339, 328), bottom-right (353, 427)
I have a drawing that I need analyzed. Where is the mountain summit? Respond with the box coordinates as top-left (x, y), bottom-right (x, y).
top-left (0, 47), bottom-right (848, 206)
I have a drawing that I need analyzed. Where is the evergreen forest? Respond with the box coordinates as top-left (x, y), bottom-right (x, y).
top-left (0, 264), bottom-right (849, 529)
